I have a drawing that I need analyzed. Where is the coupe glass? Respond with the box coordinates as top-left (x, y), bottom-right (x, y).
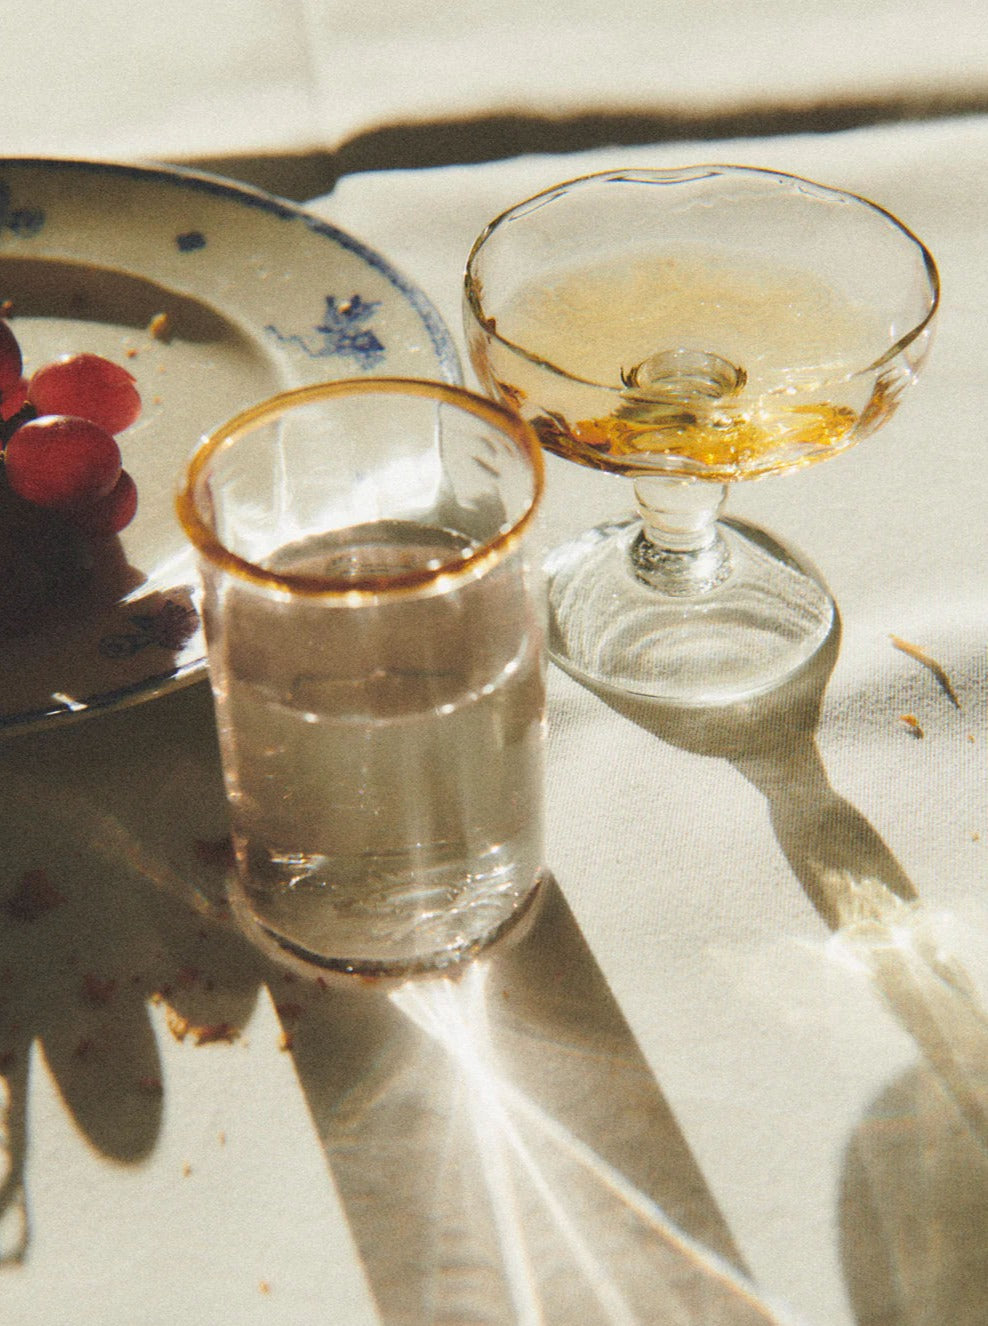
top-left (464, 166), bottom-right (938, 704)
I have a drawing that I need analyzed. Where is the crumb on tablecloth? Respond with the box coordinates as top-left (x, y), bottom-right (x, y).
top-left (148, 311), bottom-right (172, 341)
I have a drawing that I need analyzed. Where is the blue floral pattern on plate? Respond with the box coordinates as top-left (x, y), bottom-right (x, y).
top-left (266, 294), bottom-right (385, 369)
top-left (0, 179), bottom-right (44, 238)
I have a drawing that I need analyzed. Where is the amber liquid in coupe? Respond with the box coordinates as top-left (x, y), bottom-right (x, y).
top-left (476, 248), bottom-right (893, 479)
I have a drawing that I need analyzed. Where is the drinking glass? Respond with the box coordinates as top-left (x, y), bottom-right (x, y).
top-left (176, 378), bottom-right (546, 977)
top-left (464, 166), bottom-right (938, 704)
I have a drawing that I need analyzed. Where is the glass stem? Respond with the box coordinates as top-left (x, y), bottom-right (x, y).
top-left (630, 476), bottom-right (731, 596)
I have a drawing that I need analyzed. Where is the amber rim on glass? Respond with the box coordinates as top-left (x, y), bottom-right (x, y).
top-left (176, 377), bottom-right (544, 599)
top-left (464, 164), bottom-right (940, 403)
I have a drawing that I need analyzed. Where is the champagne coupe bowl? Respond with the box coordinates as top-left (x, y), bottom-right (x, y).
top-left (464, 166), bottom-right (939, 705)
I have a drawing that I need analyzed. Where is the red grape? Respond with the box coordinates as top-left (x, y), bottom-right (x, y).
top-left (0, 320), bottom-right (23, 408)
top-left (66, 468), bottom-right (138, 536)
top-left (4, 414), bottom-right (121, 509)
top-left (0, 376), bottom-right (28, 422)
top-left (28, 353), bottom-right (141, 435)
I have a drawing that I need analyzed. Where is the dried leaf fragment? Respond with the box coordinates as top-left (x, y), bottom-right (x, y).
top-left (899, 713), bottom-right (924, 738)
top-left (890, 635), bottom-right (961, 708)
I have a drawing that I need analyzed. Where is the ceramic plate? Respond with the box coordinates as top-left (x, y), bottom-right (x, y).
top-left (0, 158), bottom-right (460, 736)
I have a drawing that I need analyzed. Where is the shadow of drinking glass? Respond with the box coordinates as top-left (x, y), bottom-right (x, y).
top-left (0, 680), bottom-right (797, 1324)
top-left (586, 608), bottom-right (988, 1324)
top-left (288, 877), bottom-right (803, 1325)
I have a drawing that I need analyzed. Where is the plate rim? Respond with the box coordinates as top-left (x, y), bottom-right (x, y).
top-left (0, 155), bottom-right (462, 384)
top-left (0, 155), bottom-right (463, 739)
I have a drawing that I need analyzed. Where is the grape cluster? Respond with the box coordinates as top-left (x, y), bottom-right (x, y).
top-left (0, 319), bottom-right (141, 537)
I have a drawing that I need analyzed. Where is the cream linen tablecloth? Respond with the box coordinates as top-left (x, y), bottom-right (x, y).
top-left (313, 117), bottom-right (988, 1325)
top-left (6, 0), bottom-right (988, 164)
top-left (2, 1), bottom-right (988, 1317)
top-left (0, 109), bottom-right (985, 1325)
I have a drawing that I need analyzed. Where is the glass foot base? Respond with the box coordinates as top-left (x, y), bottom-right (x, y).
top-left (227, 868), bottom-right (546, 984)
top-left (544, 516), bottom-right (834, 706)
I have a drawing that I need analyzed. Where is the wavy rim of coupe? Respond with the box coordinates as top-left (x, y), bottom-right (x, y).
top-left (464, 164), bottom-right (941, 393)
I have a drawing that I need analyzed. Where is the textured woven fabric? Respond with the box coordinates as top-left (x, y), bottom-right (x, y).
top-left (6, 0), bottom-right (988, 161)
top-left (1, 8), bottom-right (987, 1319)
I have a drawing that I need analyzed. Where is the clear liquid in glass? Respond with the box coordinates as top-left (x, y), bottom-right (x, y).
top-left (206, 521), bottom-right (545, 975)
